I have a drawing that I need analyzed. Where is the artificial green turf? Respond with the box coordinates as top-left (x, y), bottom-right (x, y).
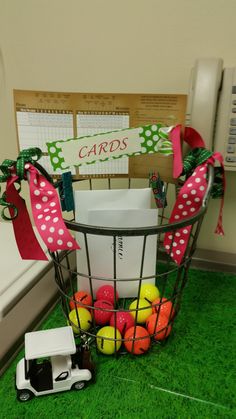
top-left (1, 267), bottom-right (236, 419)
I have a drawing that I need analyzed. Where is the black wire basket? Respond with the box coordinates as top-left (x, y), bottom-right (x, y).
top-left (47, 165), bottom-right (214, 356)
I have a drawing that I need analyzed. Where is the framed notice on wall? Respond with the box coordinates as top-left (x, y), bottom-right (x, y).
top-left (14, 90), bottom-right (186, 182)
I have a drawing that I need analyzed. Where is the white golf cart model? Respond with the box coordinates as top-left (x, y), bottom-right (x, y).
top-left (16, 326), bottom-right (93, 401)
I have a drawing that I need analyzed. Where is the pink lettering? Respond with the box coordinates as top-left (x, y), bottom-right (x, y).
top-left (87, 144), bottom-right (97, 157)
top-left (109, 139), bottom-right (121, 153)
top-left (98, 142), bottom-right (109, 155)
top-left (120, 137), bottom-right (128, 151)
top-left (79, 146), bottom-right (88, 159)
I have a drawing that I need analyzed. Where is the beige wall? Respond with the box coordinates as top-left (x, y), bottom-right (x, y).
top-left (0, 0), bottom-right (235, 254)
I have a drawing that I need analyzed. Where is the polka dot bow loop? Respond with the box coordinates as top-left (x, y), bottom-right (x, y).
top-left (28, 163), bottom-right (80, 252)
top-left (164, 162), bottom-right (208, 265)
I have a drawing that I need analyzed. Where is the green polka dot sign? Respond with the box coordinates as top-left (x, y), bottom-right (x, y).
top-left (46, 123), bottom-right (173, 172)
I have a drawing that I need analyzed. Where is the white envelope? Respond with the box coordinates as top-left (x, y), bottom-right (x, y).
top-left (74, 188), bottom-right (158, 298)
top-left (74, 188), bottom-right (153, 224)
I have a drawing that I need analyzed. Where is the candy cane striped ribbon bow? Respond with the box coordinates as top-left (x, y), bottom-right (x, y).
top-left (1, 148), bottom-right (80, 260)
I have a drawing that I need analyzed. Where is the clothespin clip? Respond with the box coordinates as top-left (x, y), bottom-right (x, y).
top-left (58, 171), bottom-right (75, 212)
top-left (149, 172), bottom-right (167, 208)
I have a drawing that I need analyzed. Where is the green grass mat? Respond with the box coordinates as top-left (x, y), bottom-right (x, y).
top-left (1, 267), bottom-right (236, 418)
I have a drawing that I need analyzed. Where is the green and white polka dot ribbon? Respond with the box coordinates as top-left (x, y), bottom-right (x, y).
top-left (139, 124), bottom-right (173, 156)
top-left (46, 123), bottom-right (174, 172)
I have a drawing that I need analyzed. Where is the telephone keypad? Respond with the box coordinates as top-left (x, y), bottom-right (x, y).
top-left (226, 156), bottom-right (236, 162)
top-left (227, 145), bottom-right (235, 153)
top-left (227, 98), bottom-right (236, 163)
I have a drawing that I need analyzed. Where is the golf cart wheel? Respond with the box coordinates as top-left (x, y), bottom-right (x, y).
top-left (73, 381), bottom-right (86, 390)
top-left (17, 389), bottom-right (34, 402)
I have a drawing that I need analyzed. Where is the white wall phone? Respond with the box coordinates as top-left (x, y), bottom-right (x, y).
top-left (186, 57), bottom-right (236, 171)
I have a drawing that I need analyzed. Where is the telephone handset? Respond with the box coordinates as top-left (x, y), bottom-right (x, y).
top-left (186, 57), bottom-right (236, 171)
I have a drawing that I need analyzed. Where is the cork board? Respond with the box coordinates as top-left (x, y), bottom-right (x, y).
top-left (14, 90), bottom-right (186, 182)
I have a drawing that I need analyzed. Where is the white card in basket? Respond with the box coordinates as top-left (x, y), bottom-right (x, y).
top-left (74, 188), bottom-right (153, 224)
top-left (75, 202), bottom-right (158, 298)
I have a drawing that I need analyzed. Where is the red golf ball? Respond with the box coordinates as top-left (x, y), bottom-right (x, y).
top-left (109, 311), bottom-right (135, 335)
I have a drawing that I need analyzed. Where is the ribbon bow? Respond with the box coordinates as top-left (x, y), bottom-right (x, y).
top-left (0, 148), bottom-right (80, 260)
top-left (0, 148), bottom-right (43, 221)
top-left (170, 125), bottom-right (207, 179)
top-left (164, 126), bottom-right (225, 265)
top-left (0, 148), bottom-right (43, 182)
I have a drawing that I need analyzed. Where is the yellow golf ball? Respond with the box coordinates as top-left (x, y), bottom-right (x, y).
top-left (129, 298), bottom-right (152, 323)
top-left (140, 283), bottom-right (160, 303)
top-left (96, 326), bottom-right (122, 355)
top-left (69, 307), bottom-right (92, 334)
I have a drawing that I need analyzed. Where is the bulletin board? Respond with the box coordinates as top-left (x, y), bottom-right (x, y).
top-left (14, 90), bottom-right (187, 182)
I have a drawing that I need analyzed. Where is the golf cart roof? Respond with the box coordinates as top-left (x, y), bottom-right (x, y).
top-left (25, 326), bottom-right (76, 360)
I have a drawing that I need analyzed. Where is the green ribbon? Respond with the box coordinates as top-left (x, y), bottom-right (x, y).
top-left (211, 167), bottom-right (224, 199)
top-left (0, 159), bottom-right (15, 183)
top-left (183, 148), bottom-right (212, 175)
top-left (182, 148), bottom-right (224, 198)
top-left (0, 147), bottom-right (43, 220)
top-left (16, 147), bottom-right (43, 179)
top-left (0, 147), bottom-right (42, 182)
top-left (0, 188), bottom-right (19, 220)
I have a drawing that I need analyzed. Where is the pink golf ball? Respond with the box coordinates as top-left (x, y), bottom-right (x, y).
top-left (96, 285), bottom-right (119, 305)
top-left (93, 300), bottom-right (114, 325)
top-left (109, 311), bottom-right (135, 336)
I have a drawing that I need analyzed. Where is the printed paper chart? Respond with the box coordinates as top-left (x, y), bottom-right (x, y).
top-left (16, 108), bottom-right (75, 174)
top-left (14, 90), bottom-right (187, 180)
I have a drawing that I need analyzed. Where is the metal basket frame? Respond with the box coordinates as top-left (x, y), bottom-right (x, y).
top-left (44, 164), bottom-right (214, 355)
